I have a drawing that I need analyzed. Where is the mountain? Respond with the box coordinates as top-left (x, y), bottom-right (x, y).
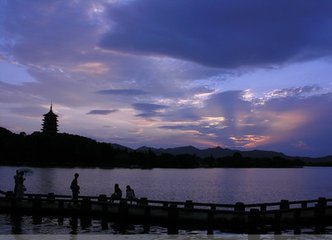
top-left (0, 126), bottom-right (331, 167)
top-left (137, 145), bottom-right (288, 159)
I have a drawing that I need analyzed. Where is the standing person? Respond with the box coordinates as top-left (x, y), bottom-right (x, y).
top-left (16, 171), bottom-right (26, 198)
top-left (110, 183), bottom-right (122, 202)
top-left (70, 173), bottom-right (80, 205)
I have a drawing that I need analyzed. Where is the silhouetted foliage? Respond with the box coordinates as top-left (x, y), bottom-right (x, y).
top-left (0, 126), bottom-right (306, 168)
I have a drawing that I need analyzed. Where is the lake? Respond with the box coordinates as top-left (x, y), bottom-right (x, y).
top-left (1, 166), bottom-right (332, 234)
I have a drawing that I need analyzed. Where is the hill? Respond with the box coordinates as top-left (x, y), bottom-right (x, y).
top-left (137, 146), bottom-right (288, 159)
top-left (0, 126), bottom-right (327, 168)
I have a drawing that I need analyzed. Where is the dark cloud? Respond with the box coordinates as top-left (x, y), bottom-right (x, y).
top-left (133, 103), bottom-right (168, 117)
top-left (97, 89), bottom-right (149, 96)
top-left (101, 0), bottom-right (332, 68)
top-left (133, 103), bottom-right (168, 111)
top-left (159, 125), bottom-right (187, 130)
top-left (87, 109), bottom-right (118, 115)
top-left (3, 0), bottom-right (100, 64)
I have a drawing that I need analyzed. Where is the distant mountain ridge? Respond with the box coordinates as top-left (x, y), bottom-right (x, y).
top-left (136, 145), bottom-right (332, 163)
top-left (137, 145), bottom-right (287, 159)
top-left (1, 126), bottom-right (332, 164)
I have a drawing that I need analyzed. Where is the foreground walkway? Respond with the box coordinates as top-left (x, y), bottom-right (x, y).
top-left (0, 190), bottom-right (331, 234)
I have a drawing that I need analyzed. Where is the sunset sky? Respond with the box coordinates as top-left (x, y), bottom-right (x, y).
top-left (1, 0), bottom-right (332, 157)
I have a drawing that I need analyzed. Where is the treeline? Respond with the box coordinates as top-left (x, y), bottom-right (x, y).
top-left (0, 127), bottom-right (304, 168)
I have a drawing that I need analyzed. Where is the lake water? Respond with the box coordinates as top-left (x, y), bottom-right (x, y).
top-left (1, 166), bottom-right (332, 234)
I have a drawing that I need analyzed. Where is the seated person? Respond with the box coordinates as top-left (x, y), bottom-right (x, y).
top-left (110, 183), bottom-right (122, 202)
top-left (126, 185), bottom-right (136, 202)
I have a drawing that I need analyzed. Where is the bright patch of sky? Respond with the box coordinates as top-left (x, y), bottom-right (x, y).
top-left (197, 58), bottom-right (332, 98)
top-left (0, 61), bottom-right (35, 85)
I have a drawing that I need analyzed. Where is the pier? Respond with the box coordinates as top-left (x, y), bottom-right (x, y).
top-left (1, 191), bottom-right (332, 234)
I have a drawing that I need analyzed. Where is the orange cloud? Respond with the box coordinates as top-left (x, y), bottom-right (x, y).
top-left (229, 135), bottom-right (271, 148)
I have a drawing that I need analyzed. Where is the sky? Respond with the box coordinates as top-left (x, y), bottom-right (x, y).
top-left (1, 0), bottom-right (332, 157)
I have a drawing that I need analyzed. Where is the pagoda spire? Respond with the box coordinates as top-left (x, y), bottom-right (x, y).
top-left (41, 104), bottom-right (58, 134)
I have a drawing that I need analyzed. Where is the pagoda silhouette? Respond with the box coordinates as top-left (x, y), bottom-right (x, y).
top-left (41, 104), bottom-right (58, 134)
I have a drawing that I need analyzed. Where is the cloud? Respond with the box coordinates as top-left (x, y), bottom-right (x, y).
top-left (97, 89), bottom-right (149, 96)
top-left (87, 109), bottom-right (118, 115)
top-left (133, 103), bottom-right (168, 117)
top-left (3, 0), bottom-right (104, 64)
top-left (101, 0), bottom-right (332, 68)
top-left (71, 62), bottom-right (109, 75)
top-left (153, 89), bottom-right (332, 156)
top-left (133, 103), bottom-right (168, 111)
top-left (263, 86), bottom-right (321, 100)
top-left (1, 0), bottom-right (332, 157)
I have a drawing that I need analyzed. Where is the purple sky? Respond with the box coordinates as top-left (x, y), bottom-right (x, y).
top-left (1, 0), bottom-right (332, 157)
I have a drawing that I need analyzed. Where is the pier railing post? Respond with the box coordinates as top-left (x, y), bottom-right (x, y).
top-left (5, 191), bottom-right (14, 198)
top-left (184, 200), bottom-right (193, 209)
top-left (260, 204), bottom-right (266, 212)
top-left (318, 197), bottom-right (327, 207)
top-left (98, 195), bottom-right (109, 230)
top-left (273, 211), bottom-right (282, 234)
top-left (32, 196), bottom-right (42, 224)
top-left (168, 204), bottom-right (178, 234)
top-left (81, 197), bottom-right (92, 210)
top-left (98, 194), bottom-right (107, 202)
top-left (280, 200), bottom-right (289, 210)
top-left (314, 197), bottom-right (327, 234)
top-left (58, 200), bottom-right (64, 225)
top-left (207, 206), bottom-right (215, 235)
top-left (139, 197), bottom-right (148, 206)
top-left (248, 209), bottom-right (260, 234)
top-left (81, 197), bottom-right (92, 228)
top-left (233, 202), bottom-right (245, 232)
top-left (101, 201), bottom-right (109, 230)
top-left (234, 202), bottom-right (245, 212)
top-left (293, 209), bottom-right (301, 234)
top-left (119, 199), bottom-right (128, 220)
top-left (47, 193), bottom-right (55, 203)
top-left (301, 201), bottom-right (307, 208)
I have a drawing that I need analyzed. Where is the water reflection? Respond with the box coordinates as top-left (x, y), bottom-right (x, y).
top-left (69, 217), bottom-right (78, 234)
top-left (10, 214), bottom-right (22, 234)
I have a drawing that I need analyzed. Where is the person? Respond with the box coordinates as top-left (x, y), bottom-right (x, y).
top-left (70, 173), bottom-right (80, 205)
top-left (126, 185), bottom-right (136, 203)
top-left (13, 170), bottom-right (20, 196)
top-left (110, 183), bottom-right (122, 202)
top-left (15, 171), bottom-right (26, 198)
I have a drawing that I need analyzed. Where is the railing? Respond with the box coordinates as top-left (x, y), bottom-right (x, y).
top-left (1, 189), bottom-right (331, 212)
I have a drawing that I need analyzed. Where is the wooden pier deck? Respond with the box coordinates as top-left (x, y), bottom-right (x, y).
top-left (1, 191), bottom-right (332, 234)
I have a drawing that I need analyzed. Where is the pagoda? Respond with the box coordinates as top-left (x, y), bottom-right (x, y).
top-left (41, 104), bottom-right (58, 134)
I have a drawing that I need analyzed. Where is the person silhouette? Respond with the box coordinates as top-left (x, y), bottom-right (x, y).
top-left (13, 170), bottom-right (20, 196)
top-left (110, 183), bottom-right (122, 202)
top-left (70, 173), bottom-right (80, 205)
top-left (126, 185), bottom-right (136, 203)
top-left (15, 171), bottom-right (26, 198)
